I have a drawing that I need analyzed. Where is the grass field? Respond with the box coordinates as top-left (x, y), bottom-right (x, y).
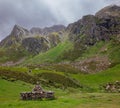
top-left (71, 64), bottom-right (120, 91)
top-left (0, 64), bottom-right (120, 108)
top-left (0, 78), bottom-right (120, 108)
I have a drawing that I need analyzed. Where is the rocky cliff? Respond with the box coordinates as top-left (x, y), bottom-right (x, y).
top-left (0, 25), bottom-right (31, 47)
top-left (0, 24), bottom-right (65, 54)
top-left (67, 5), bottom-right (120, 45)
top-left (0, 5), bottom-right (120, 66)
top-left (30, 25), bottom-right (65, 35)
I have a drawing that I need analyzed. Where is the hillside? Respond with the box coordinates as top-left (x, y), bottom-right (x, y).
top-left (0, 5), bottom-right (119, 83)
top-left (20, 5), bottom-right (120, 73)
top-left (0, 25), bottom-right (65, 63)
top-left (0, 78), bottom-right (120, 108)
top-left (0, 64), bottom-right (120, 107)
top-left (0, 5), bottom-right (120, 108)
top-left (0, 5), bottom-right (119, 73)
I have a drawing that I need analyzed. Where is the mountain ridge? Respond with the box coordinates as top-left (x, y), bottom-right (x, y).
top-left (0, 5), bottom-right (120, 73)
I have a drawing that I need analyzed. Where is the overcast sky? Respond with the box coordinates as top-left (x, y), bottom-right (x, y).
top-left (0, 0), bottom-right (119, 41)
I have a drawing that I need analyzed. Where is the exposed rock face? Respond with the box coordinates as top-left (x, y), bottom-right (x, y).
top-left (22, 37), bottom-right (50, 54)
top-left (67, 5), bottom-right (120, 46)
top-left (0, 25), bottom-right (30, 47)
top-left (0, 5), bottom-right (119, 57)
top-left (0, 24), bottom-right (64, 54)
top-left (95, 5), bottom-right (120, 18)
top-left (11, 25), bottom-right (30, 38)
top-left (30, 27), bottom-right (42, 35)
top-left (47, 32), bottom-right (62, 47)
top-left (30, 25), bottom-right (65, 35)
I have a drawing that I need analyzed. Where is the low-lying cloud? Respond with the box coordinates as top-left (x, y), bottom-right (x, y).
top-left (0, 0), bottom-right (119, 40)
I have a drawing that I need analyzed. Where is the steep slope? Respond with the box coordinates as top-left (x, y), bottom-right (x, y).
top-left (61, 5), bottom-right (120, 61)
top-left (25, 5), bottom-right (120, 73)
top-left (95, 5), bottom-right (120, 18)
top-left (0, 24), bottom-right (65, 51)
top-left (0, 24), bottom-right (65, 63)
top-left (30, 25), bottom-right (65, 35)
top-left (0, 5), bottom-right (120, 71)
top-left (24, 41), bottom-right (73, 64)
top-left (0, 25), bottom-right (30, 47)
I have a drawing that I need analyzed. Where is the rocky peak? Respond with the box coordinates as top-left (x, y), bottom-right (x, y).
top-left (67, 5), bottom-right (120, 44)
top-left (30, 25), bottom-right (65, 35)
top-left (30, 27), bottom-right (42, 35)
top-left (0, 25), bottom-right (30, 47)
top-left (22, 37), bottom-right (50, 54)
top-left (95, 5), bottom-right (120, 18)
top-left (11, 24), bottom-right (30, 37)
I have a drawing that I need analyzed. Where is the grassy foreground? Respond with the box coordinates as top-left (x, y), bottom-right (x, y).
top-left (0, 79), bottom-right (120, 108)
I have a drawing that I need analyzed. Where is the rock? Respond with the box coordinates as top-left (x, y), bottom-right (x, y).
top-left (30, 25), bottom-right (65, 36)
top-left (22, 37), bottom-right (50, 54)
top-left (67, 5), bottom-right (120, 46)
top-left (103, 81), bottom-right (120, 93)
top-left (47, 32), bottom-right (62, 47)
top-left (95, 5), bottom-right (120, 18)
top-left (0, 25), bottom-right (30, 47)
top-left (0, 24), bottom-right (65, 54)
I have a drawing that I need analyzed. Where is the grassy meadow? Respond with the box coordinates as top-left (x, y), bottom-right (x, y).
top-left (0, 64), bottom-right (120, 108)
top-left (0, 79), bottom-right (120, 108)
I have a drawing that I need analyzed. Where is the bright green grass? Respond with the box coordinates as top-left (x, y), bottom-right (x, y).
top-left (77, 41), bottom-right (106, 60)
top-left (71, 64), bottom-right (120, 91)
top-left (0, 79), bottom-right (120, 108)
top-left (77, 39), bottom-right (120, 65)
top-left (24, 41), bottom-right (73, 64)
top-left (0, 66), bottom-right (29, 73)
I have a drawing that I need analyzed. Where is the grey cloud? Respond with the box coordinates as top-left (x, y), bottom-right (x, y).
top-left (0, 0), bottom-right (119, 41)
top-left (0, 0), bottom-right (62, 40)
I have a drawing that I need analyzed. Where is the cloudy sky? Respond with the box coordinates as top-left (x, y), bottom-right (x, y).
top-left (0, 0), bottom-right (119, 41)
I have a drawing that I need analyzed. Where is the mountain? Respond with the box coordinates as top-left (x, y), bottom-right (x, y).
top-left (0, 24), bottom-right (65, 63)
top-left (62, 5), bottom-right (120, 59)
top-left (22, 5), bottom-right (120, 73)
top-left (0, 5), bottom-right (120, 103)
top-left (0, 25), bottom-right (30, 47)
top-left (30, 25), bottom-right (65, 35)
top-left (0, 24), bottom-right (65, 53)
top-left (67, 5), bottom-right (120, 43)
top-left (95, 5), bottom-right (120, 18)
top-left (0, 5), bottom-right (120, 73)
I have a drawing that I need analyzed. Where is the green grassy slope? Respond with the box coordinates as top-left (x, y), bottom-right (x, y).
top-left (24, 41), bottom-right (73, 64)
top-left (71, 64), bottom-right (120, 91)
top-left (0, 64), bottom-right (120, 92)
top-left (0, 78), bottom-right (120, 108)
top-left (0, 46), bottom-right (29, 63)
top-left (0, 66), bottom-right (81, 88)
top-left (76, 41), bottom-right (106, 60)
top-left (78, 36), bottom-right (120, 64)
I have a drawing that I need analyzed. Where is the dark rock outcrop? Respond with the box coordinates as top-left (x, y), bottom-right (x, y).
top-left (0, 24), bottom-right (64, 54)
top-left (22, 37), bottom-right (50, 54)
top-left (67, 5), bottom-right (120, 46)
top-left (0, 25), bottom-right (30, 47)
top-left (95, 5), bottom-right (120, 18)
top-left (30, 25), bottom-right (65, 35)
top-left (0, 5), bottom-right (119, 57)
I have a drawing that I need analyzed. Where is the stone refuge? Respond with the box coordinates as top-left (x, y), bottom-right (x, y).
top-left (20, 83), bottom-right (55, 100)
top-left (103, 81), bottom-right (120, 93)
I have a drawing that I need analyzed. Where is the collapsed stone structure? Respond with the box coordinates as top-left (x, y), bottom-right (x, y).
top-left (20, 83), bottom-right (55, 100)
top-left (103, 81), bottom-right (120, 93)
